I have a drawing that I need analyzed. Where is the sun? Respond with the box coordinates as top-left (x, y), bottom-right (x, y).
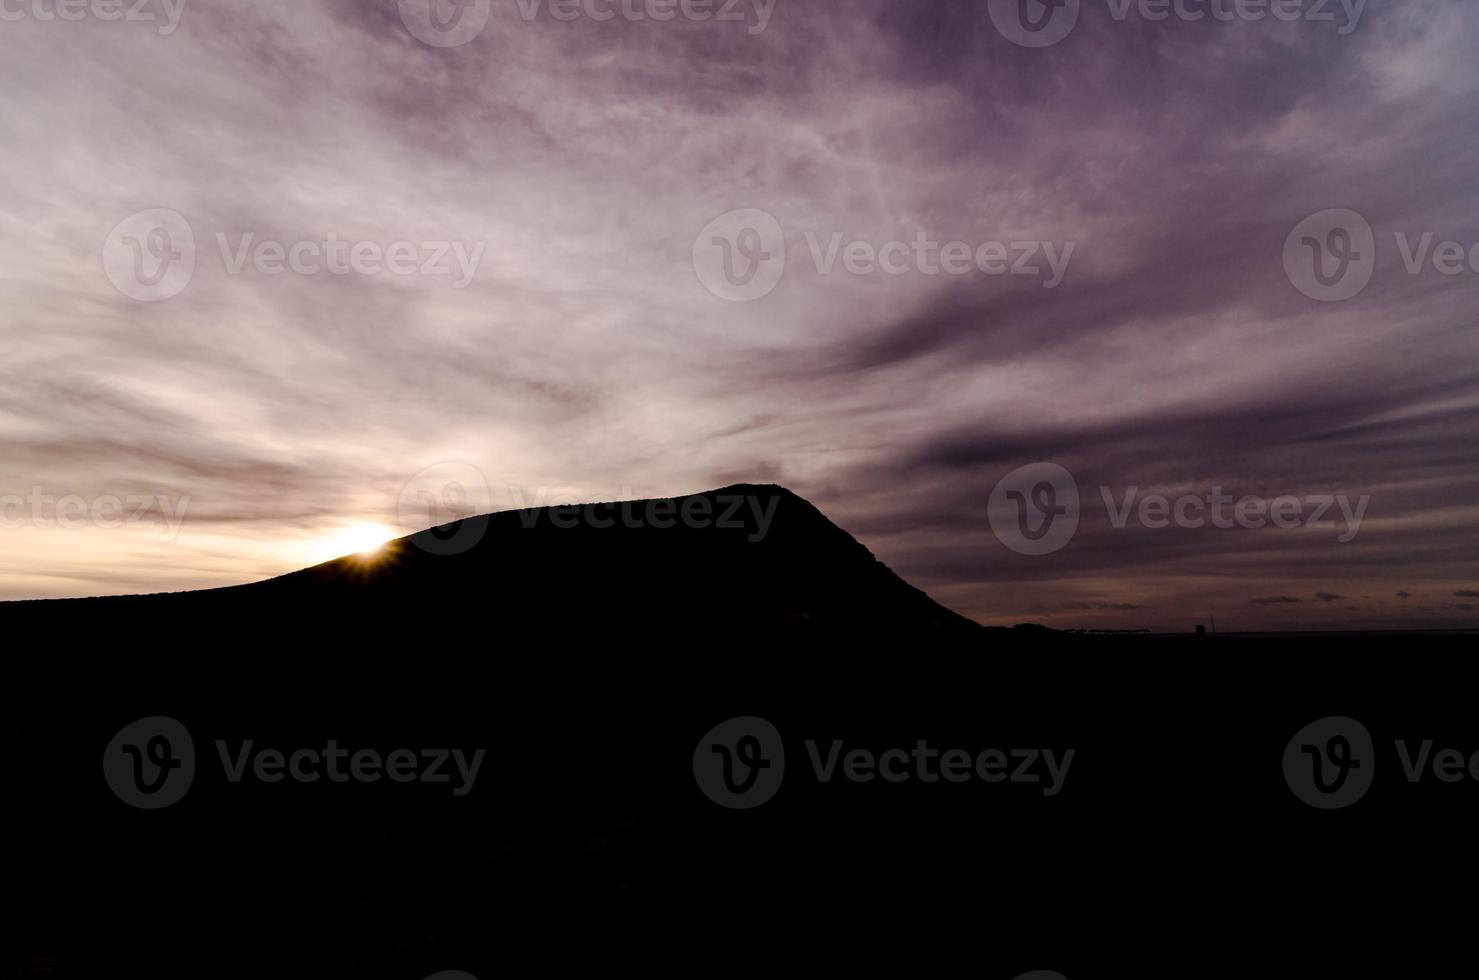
top-left (324, 522), bottom-right (396, 560)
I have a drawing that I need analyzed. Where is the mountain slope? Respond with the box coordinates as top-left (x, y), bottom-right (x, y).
top-left (6, 484), bottom-right (985, 641)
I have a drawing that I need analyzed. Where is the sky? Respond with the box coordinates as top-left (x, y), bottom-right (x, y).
top-left (1, 0), bottom-right (1475, 631)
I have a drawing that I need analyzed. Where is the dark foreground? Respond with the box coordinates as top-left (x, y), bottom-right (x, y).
top-left (8, 487), bottom-right (1476, 978)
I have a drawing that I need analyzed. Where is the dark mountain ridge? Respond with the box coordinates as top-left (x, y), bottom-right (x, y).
top-left (5, 483), bottom-right (989, 641)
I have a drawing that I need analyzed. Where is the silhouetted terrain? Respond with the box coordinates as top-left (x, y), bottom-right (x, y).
top-left (9, 488), bottom-right (1476, 980)
top-left (5, 484), bottom-right (994, 642)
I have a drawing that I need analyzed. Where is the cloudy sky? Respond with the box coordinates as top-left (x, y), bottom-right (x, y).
top-left (1, 0), bottom-right (1475, 630)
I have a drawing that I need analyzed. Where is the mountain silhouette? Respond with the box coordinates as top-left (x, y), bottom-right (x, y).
top-left (5, 484), bottom-right (992, 641)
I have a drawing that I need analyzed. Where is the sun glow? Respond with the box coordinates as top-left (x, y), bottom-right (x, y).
top-left (322, 522), bottom-right (396, 560)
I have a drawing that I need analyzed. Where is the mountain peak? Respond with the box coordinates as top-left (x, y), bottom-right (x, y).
top-left (6, 484), bottom-right (983, 642)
